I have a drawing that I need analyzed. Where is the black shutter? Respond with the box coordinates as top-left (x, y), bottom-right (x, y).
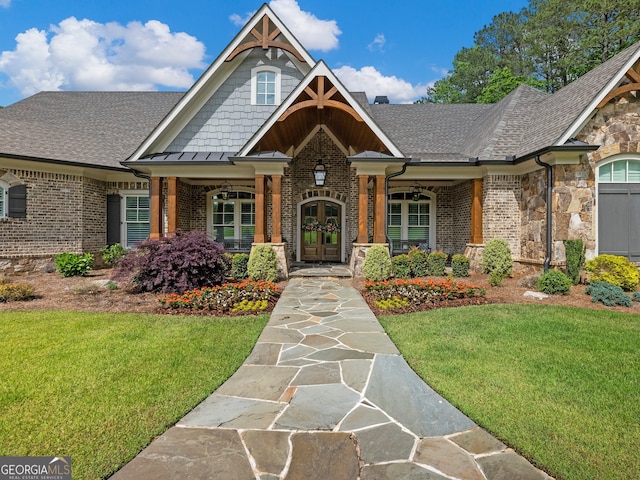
top-left (107, 194), bottom-right (121, 245)
top-left (8, 184), bottom-right (26, 218)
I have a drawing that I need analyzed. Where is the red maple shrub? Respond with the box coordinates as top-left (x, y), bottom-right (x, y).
top-left (113, 230), bottom-right (230, 294)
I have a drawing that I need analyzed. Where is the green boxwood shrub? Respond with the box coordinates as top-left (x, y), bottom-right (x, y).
top-left (55, 252), bottom-right (94, 277)
top-left (100, 243), bottom-right (128, 268)
top-left (408, 248), bottom-right (429, 278)
top-left (427, 251), bottom-right (447, 276)
top-left (392, 254), bottom-right (411, 279)
top-left (585, 254), bottom-right (639, 291)
top-left (451, 253), bottom-right (470, 277)
top-left (247, 245), bottom-right (279, 282)
top-left (362, 245), bottom-right (392, 281)
top-left (481, 239), bottom-right (513, 286)
top-left (586, 281), bottom-right (632, 307)
top-left (537, 269), bottom-right (572, 295)
top-left (563, 239), bottom-right (585, 285)
top-left (231, 253), bottom-right (250, 279)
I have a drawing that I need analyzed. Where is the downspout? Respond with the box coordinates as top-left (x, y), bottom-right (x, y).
top-left (534, 155), bottom-right (552, 273)
top-left (385, 162), bottom-right (409, 253)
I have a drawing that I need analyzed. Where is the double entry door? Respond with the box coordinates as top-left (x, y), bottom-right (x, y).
top-left (301, 200), bottom-right (341, 262)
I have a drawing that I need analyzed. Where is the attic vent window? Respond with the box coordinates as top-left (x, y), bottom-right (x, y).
top-left (374, 96), bottom-right (389, 104)
top-left (252, 66), bottom-right (281, 105)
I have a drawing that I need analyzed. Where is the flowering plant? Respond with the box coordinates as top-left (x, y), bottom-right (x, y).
top-left (302, 221), bottom-right (323, 232)
top-left (302, 221), bottom-right (341, 233)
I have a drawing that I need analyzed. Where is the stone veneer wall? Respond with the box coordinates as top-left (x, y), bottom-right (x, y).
top-left (520, 169), bottom-right (547, 263)
top-left (483, 175), bottom-right (521, 258)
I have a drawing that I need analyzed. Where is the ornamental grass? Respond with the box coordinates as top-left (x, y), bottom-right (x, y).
top-left (158, 279), bottom-right (280, 314)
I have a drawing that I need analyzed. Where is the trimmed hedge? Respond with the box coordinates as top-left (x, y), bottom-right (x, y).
top-left (538, 269), bottom-right (572, 295)
top-left (451, 254), bottom-right (470, 277)
top-left (248, 245), bottom-right (279, 282)
top-left (363, 245), bottom-right (392, 281)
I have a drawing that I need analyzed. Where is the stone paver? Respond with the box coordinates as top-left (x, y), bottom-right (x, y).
top-left (112, 275), bottom-right (554, 480)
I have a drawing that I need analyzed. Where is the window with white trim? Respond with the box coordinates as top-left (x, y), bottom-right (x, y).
top-left (387, 191), bottom-right (433, 251)
top-left (251, 66), bottom-right (281, 105)
top-left (123, 194), bottom-right (150, 248)
top-left (598, 159), bottom-right (640, 183)
top-left (208, 191), bottom-right (255, 251)
top-left (0, 180), bottom-right (7, 218)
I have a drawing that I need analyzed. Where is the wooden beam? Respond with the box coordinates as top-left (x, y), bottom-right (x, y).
top-left (470, 178), bottom-right (483, 244)
top-left (226, 15), bottom-right (306, 62)
top-left (150, 176), bottom-right (163, 239)
top-left (167, 176), bottom-right (179, 236)
top-left (597, 82), bottom-right (640, 108)
top-left (254, 174), bottom-right (266, 243)
top-left (271, 174), bottom-right (282, 243)
top-left (357, 175), bottom-right (369, 243)
top-left (373, 175), bottom-right (386, 243)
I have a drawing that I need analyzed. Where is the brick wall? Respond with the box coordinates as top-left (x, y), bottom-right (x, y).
top-left (452, 180), bottom-right (472, 253)
top-left (82, 176), bottom-right (107, 253)
top-left (483, 175), bottom-right (521, 258)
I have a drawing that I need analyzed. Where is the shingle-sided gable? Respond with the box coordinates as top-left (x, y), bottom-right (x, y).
top-left (128, 3), bottom-right (315, 161)
top-left (167, 48), bottom-right (306, 153)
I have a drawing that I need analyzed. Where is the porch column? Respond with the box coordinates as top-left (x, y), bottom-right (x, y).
top-left (373, 175), bottom-right (386, 243)
top-left (150, 176), bottom-right (163, 239)
top-left (271, 174), bottom-right (282, 243)
top-left (471, 178), bottom-right (483, 243)
top-left (357, 174), bottom-right (369, 243)
top-left (167, 176), bottom-right (179, 236)
top-left (254, 174), bottom-right (266, 243)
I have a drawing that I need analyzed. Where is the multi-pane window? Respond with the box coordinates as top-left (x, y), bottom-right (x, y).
top-left (256, 71), bottom-right (276, 105)
top-left (210, 192), bottom-right (255, 250)
top-left (124, 195), bottom-right (150, 248)
top-left (252, 67), bottom-right (280, 105)
top-left (599, 159), bottom-right (640, 183)
top-left (387, 192), bottom-right (432, 250)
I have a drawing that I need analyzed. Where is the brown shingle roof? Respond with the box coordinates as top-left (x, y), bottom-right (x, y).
top-left (0, 91), bottom-right (183, 169)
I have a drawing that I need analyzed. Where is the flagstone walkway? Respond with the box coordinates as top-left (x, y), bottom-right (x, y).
top-left (112, 277), bottom-right (553, 480)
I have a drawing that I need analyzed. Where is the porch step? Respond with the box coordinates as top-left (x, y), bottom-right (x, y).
top-left (289, 263), bottom-right (352, 278)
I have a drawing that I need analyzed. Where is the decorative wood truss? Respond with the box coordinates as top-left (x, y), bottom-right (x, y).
top-left (226, 15), bottom-right (306, 62)
top-left (597, 59), bottom-right (640, 108)
top-left (279, 76), bottom-right (363, 123)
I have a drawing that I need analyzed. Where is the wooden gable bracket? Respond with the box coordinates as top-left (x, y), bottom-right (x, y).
top-left (279, 76), bottom-right (364, 122)
top-left (597, 61), bottom-right (640, 108)
top-left (226, 14), bottom-right (306, 62)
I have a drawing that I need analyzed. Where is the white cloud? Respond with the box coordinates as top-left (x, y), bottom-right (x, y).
top-left (231, 0), bottom-right (341, 52)
top-left (0, 17), bottom-right (205, 96)
top-left (0, 0), bottom-right (11, 7)
top-left (334, 65), bottom-right (429, 104)
top-left (368, 34), bottom-right (386, 52)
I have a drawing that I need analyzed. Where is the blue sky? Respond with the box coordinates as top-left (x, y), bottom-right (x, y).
top-left (0, 0), bottom-right (529, 106)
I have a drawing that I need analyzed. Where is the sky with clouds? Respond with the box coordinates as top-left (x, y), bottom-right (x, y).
top-left (0, 0), bottom-right (529, 106)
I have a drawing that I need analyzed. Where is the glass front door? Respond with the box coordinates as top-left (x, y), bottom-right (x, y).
top-left (301, 201), bottom-right (341, 262)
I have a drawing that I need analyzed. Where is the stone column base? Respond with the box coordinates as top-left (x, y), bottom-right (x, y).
top-left (350, 243), bottom-right (389, 277)
top-left (464, 243), bottom-right (485, 273)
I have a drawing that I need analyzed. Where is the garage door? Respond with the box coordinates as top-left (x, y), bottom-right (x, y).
top-left (598, 159), bottom-right (640, 262)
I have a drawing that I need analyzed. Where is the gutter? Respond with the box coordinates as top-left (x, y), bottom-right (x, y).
top-left (534, 154), bottom-right (553, 273)
top-left (384, 161), bottom-right (410, 250)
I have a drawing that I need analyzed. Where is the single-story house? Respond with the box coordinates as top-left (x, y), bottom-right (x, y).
top-left (1, 3), bottom-right (640, 277)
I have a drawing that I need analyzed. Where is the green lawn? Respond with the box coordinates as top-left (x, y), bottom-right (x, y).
top-left (379, 304), bottom-right (640, 480)
top-left (0, 310), bottom-right (268, 480)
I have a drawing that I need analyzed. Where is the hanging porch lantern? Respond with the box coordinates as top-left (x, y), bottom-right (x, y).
top-left (411, 183), bottom-right (423, 202)
top-left (313, 160), bottom-right (327, 187)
